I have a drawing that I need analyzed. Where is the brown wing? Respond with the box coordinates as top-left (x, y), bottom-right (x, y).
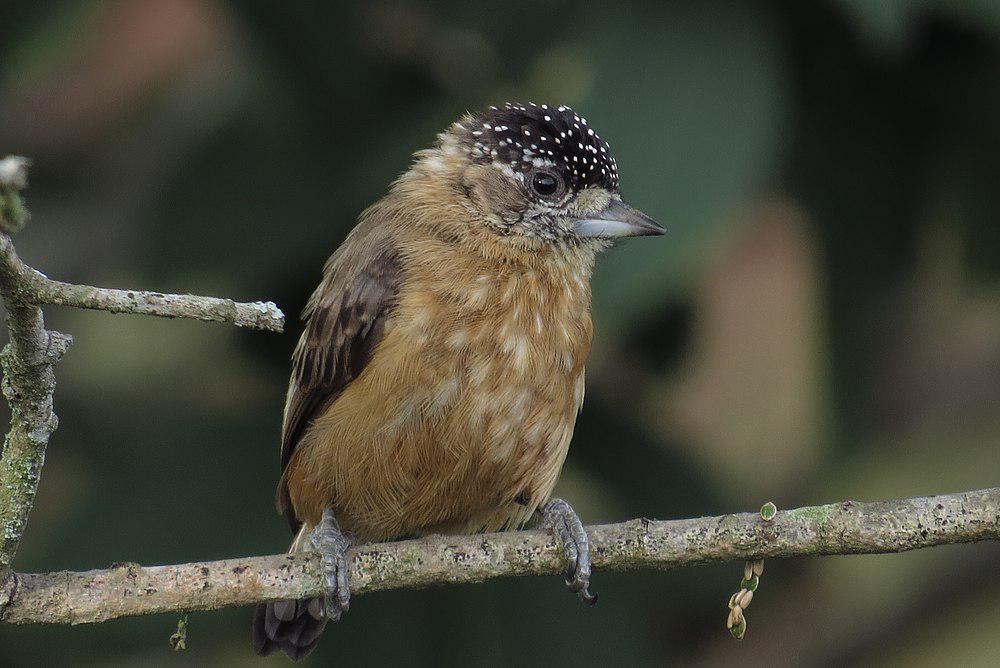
top-left (277, 222), bottom-right (403, 530)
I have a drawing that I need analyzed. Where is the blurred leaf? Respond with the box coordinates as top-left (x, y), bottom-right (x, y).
top-left (581, 1), bottom-right (789, 331)
top-left (0, 1), bottom-right (99, 87)
top-left (833, 0), bottom-right (1000, 55)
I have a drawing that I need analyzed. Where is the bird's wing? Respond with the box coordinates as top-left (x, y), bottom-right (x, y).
top-left (277, 222), bottom-right (403, 530)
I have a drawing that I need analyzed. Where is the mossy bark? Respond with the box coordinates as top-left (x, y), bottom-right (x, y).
top-left (0, 297), bottom-right (70, 581)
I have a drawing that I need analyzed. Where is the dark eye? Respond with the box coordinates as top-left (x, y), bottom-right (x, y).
top-left (530, 170), bottom-right (563, 198)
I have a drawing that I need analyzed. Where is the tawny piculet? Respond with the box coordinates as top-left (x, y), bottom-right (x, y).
top-left (252, 102), bottom-right (663, 659)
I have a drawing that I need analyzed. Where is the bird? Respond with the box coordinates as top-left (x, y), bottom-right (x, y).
top-left (252, 102), bottom-right (663, 660)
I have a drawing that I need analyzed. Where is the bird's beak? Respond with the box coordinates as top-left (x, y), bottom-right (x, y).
top-left (572, 199), bottom-right (664, 239)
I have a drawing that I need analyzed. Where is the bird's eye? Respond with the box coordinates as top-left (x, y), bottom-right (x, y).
top-left (530, 170), bottom-right (563, 198)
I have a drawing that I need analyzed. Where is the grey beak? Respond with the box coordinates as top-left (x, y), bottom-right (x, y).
top-left (572, 199), bottom-right (664, 239)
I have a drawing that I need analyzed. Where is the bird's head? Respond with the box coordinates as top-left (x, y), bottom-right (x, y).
top-left (405, 103), bottom-right (663, 256)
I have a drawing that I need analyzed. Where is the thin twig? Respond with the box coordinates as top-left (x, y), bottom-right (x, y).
top-left (2, 487), bottom-right (998, 625)
top-left (29, 275), bottom-right (285, 332)
top-left (0, 236), bottom-right (284, 332)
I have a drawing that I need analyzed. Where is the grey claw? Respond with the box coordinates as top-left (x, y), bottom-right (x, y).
top-left (310, 509), bottom-right (354, 622)
top-left (541, 498), bottom-right (597, 605)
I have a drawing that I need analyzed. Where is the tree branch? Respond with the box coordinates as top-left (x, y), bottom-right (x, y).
top-left (0, 156), bottom-right (283, 607)
top-left (0, 158), bottom-right (73, 582)
top-left (28, 275), bottom-right (285, 332)
top-left (0, 236), bottom-right (284, 332)
top-left (0, 262), bottom-right (71, 581)
top-left (2, 487), bottom-right (998, 625)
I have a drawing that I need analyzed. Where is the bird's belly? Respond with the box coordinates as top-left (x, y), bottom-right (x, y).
top-left (291, 341), bottom-right (585, 541)
top-left (287, 262), bottom-right (593, 541)
top-left (404, 364), bottom-right (583, 535)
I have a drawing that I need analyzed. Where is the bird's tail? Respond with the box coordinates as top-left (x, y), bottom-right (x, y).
top-left (251, 526), bottom-right (327, 660)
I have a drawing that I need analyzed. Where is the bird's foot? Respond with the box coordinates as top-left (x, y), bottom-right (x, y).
top-left (541, 498), bottom-right (597, 605)
top-left (309, 508), bottom-right (355, 621)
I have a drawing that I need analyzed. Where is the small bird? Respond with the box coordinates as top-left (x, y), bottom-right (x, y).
top-left (252, 102), bottom-right (663, 659)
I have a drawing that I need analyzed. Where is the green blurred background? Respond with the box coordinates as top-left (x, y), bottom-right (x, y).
top-left (2, 1), bottom-right (1000, 665)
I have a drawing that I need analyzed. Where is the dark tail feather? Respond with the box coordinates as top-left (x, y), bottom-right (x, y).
top-left (252, 598), bottom-right (327, 660)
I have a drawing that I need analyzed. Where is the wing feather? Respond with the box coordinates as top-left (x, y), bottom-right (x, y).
top-left (277, 222), bottom-right (403, 530)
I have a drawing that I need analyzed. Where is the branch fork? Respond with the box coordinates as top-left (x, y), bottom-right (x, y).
top-left (0, 155), bottom-right (284, 601)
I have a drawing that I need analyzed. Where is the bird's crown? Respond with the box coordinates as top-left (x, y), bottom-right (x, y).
top-left (456, 102), bottom-right (620, 195)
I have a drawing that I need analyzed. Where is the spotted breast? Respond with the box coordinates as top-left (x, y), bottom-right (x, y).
top-left (285, 233), bottom-right (594, 542)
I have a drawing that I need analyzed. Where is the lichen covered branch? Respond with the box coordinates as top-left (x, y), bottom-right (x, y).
top-left (0, 161), bottom-right (72, 582)
top-left (0, 233), bottom-right (283, 332)
top-left (0, 278), bottom-right (71, 582)
top-left (0, 155), bottom-right (283, 615)
top-left (0, 157), bottom-right (31, 234)
top-left (2, 487), bottom-right (998, 625)
top-left (28, 277), bottom-right (285, 332)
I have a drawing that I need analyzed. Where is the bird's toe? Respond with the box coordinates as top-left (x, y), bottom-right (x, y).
top-left (541, 498), bottom-right (598, 605)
